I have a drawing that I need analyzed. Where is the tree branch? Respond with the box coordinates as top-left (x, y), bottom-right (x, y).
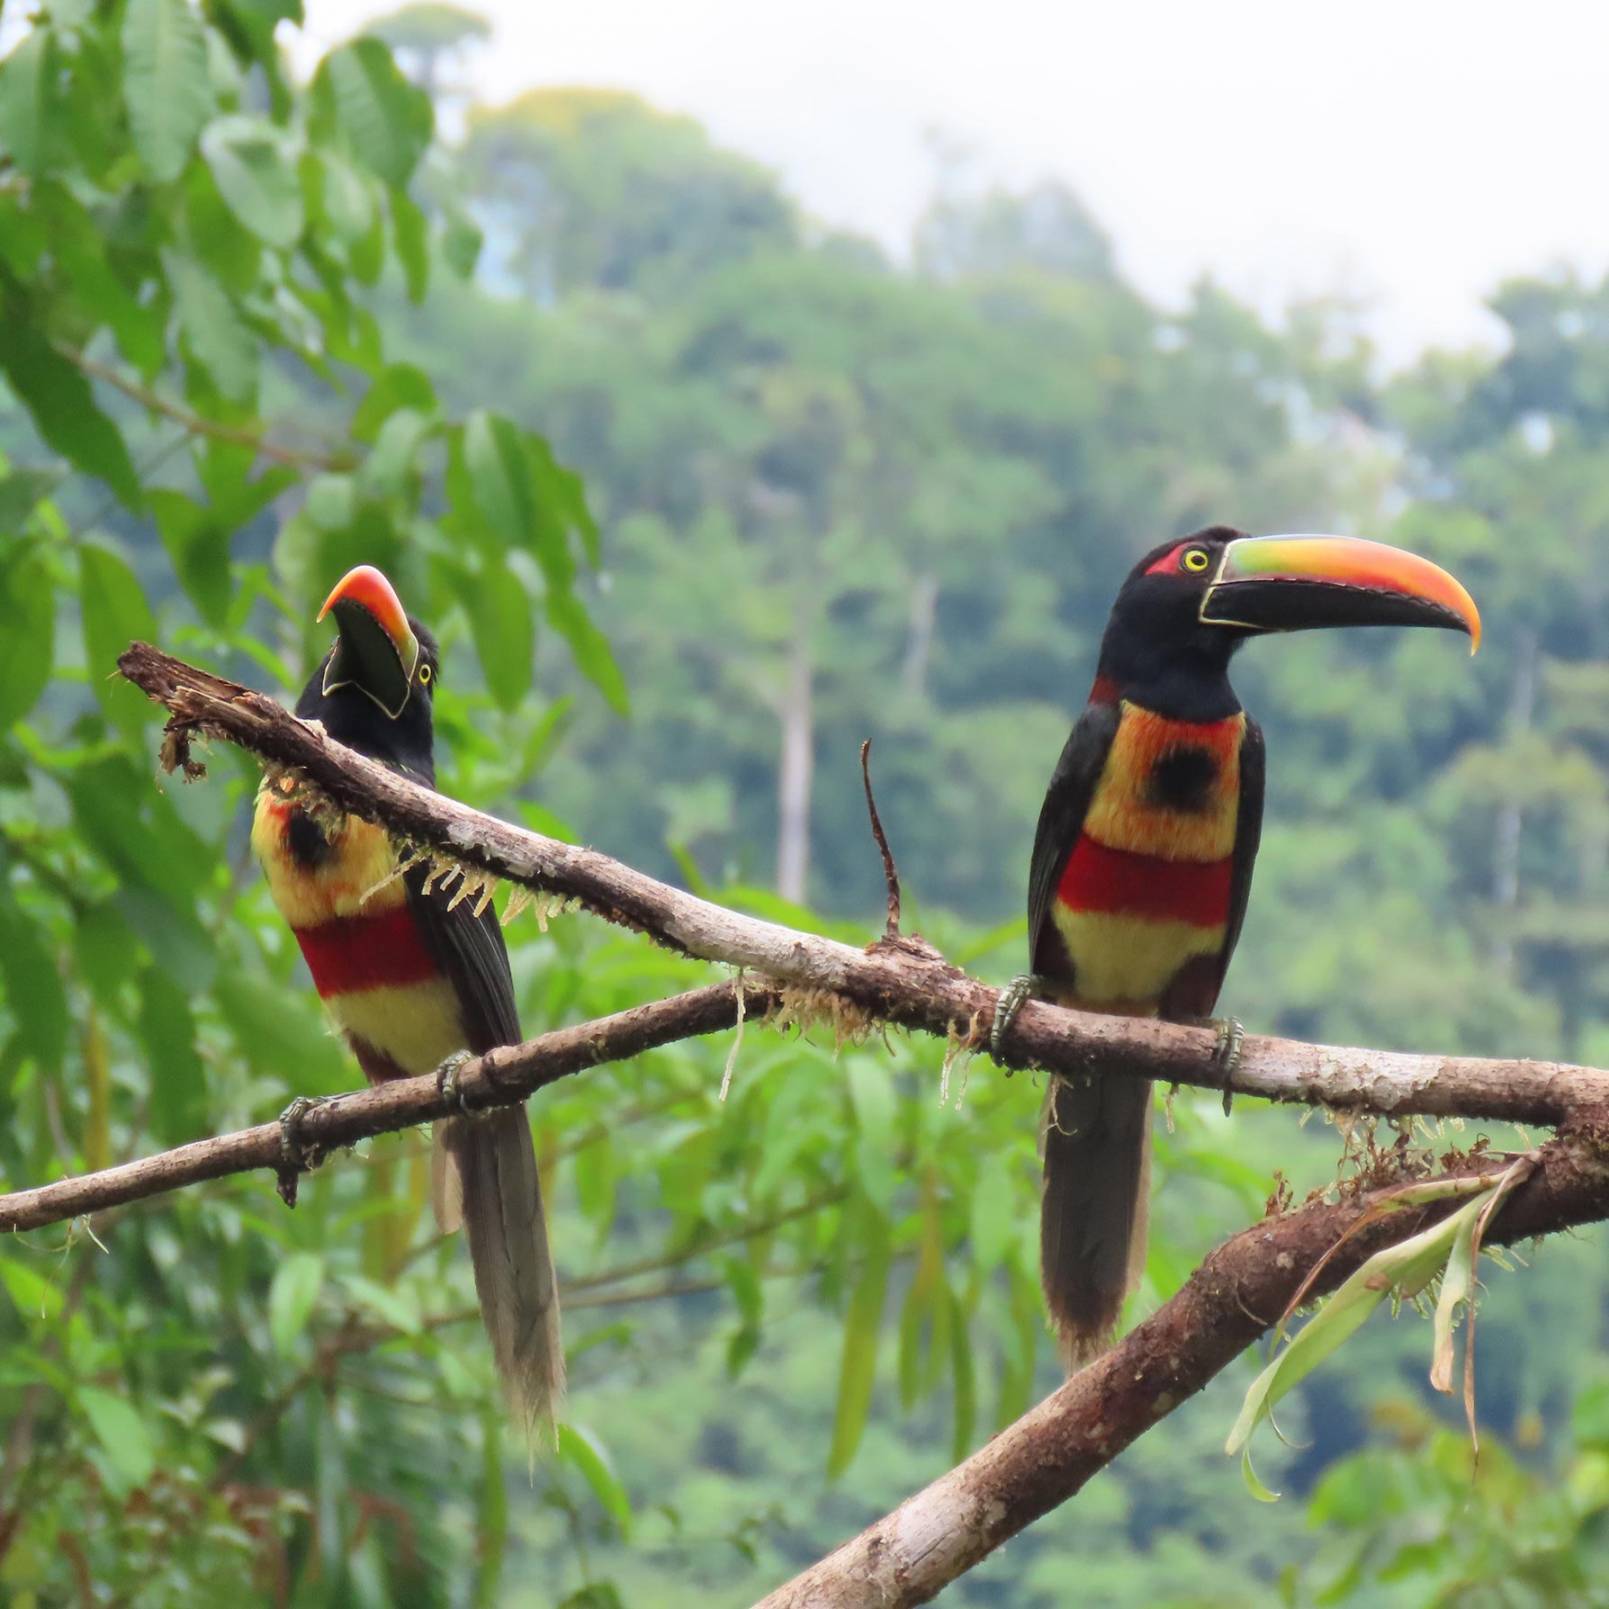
top-left (0, 983), bottom-right (765, 1233)
top-left (757, 1125), bottom-right (1609, 1606)
top-left (113, 641), bottom-right (1609, 1128)
top-left (63, 349), bottom-right (352, 472)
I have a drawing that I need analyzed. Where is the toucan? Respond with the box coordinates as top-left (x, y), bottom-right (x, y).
top-left (992, 527), bottom-right (1481, 1365)
top-left (251, 564), bottom-right (562, 1433)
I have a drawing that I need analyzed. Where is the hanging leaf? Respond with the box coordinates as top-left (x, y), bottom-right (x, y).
top-left (0, 543), bottom-right (54, 729)
top-left (1226, 1179), bottom-right (1512, 1494)
top-left (827, 1208), bottom-right (892, 1478)
top-left (166, 252), bottom-right (259, 405)
top-left (312, 38), bottom-right (432, 188)
top-left (79, 1387), bottom-right (157, 1495)
top-left (547, 588), bottom-right (629, 716)
top-left (0, 893), bottom-right (68, 1072)
top-left (462, 410), bottom-right (534, 553)
top-left (268, 1251), bottom-right (325, 1356)
top-left (0, 28), bottom-right (57, 179)
top-left (558, 1424), bottom-right (633, 1537)
top-left (0, 324), bottom-right (141, 508)
top-left (201, 115), bottom-right (305, 248)
top-left (122, 0), bottom-right (213, 183)
top-left (79, 542), bottom-right (159, 732)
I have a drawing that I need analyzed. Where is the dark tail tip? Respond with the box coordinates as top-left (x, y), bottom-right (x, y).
top-left (1040, 1073), bottom-right (1153, 1370)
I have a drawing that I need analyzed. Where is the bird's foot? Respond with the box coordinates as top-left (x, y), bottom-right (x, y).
top-left (435, 1049), bottom-right (475, 1117)
top-left (275, 1095), bottom-right (331, 1207)
top-left (1208, 1016), bottom-right (1245, 1117)
top-left (990, 973), bottom-right (1051, 1066)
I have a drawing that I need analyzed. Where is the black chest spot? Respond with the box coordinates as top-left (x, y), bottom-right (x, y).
top-left (285, 807), bottom-right (337, 870)
top-left (1146, 747), bottom-right (1220, 813)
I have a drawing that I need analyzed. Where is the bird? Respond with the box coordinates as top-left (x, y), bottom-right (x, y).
top-left (250, 564), bottom-right (563, 1435)
top-left (992, 526), bottom-right (1481, 1366)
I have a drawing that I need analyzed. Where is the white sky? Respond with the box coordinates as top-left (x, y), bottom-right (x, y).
top-left (303, 0), bottom-right (1609, 366)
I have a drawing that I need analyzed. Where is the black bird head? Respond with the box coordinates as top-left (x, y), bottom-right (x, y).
top-left (295, 565), bottom-right (440, 781)
top-left (1096, 524), bottom-right (1481, 718)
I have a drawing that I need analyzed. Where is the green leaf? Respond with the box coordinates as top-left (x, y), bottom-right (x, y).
top-left (0, 323), bottom-right (141, 508)
top-left (138, 966), bottom-right (206, 1144)
top-left (166, 253), bottom-right (258, 405)
top-left (846, 1059), bottom-right (896, 1211)
top-left (948, 1287), bottom-right (975, 1464)
top-left (147, 489), bottom-right (231, 625)
top-left (74, 900), bottom-right (140, 1005)
top-left (389, 182), bottom-right (429, 302)
top-left (215, 971), bottom-right (348, 1092)
top-left (443, 208), bottom-right (483, 279)
top-left (79, 1387), bottom-right (157, 1494)
top-left (122, 0), bottom-right (213, 183)
top-left (0, 29), bottom-right (57, 178)
top-left (529, 436), bottom-right (598, 570)
top-left (462, 410), bottom-right (535, 552)
top-left (475, 1410), bottom-right (508, 1608)
top-left (0, 892), bottom-right (67, 1072)
top-left (0, 544), bottom-right (54, 728)
top-left (0, 1256), bottom-right (64, 1322)
top-left (0, 466), bottom-right (62, 528)
top-left (201, 115), bottom-right (305, 248)
top-left (558, 1424), bottom-right (632, 1537)
top-left (547, 588), bottom-right (629, 715)
top-left (359, 407), bottom-right (434, 498)
top-left (1225, 1193), bottom-right (1491, 1474)
top-left (268, 1251), bottom-right (325, 1356)
top-left (352, 362), bottom-right (436, 443)
top-left (312, 38), bottom-right (432, 188)
top-left (79, 542), bottom-right (159, 732)
top-left (458, 558), bottom-right (534, 711)
top-left (827, 1212), bottom-right (891, 1478)
top-left (969, 1163), bottom-right (1016, 1276)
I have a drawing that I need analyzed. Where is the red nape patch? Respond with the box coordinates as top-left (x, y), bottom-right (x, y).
top-left (1057, 835), bottom-right (1233, 926)
top-left (1088, 674), bottom-right (1121, 706)
top-left (293, 905), bottom-right (440, 997)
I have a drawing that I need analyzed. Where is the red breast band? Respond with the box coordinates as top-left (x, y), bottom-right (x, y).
top-left (293, 905), bottom-right (440, 997)
top-left (1057, 834), bottom-right (1233, 927)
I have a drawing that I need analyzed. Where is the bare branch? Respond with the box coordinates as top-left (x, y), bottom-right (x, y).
top-left (756, 1126), bottom-right (1609, 1607)
top-left (113, 641), bottom-right (1609, 1129)
top-left (0, 984), bottom-right (763, 1234)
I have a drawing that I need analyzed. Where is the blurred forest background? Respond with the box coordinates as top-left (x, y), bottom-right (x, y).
top-left (3, 3), bottom-right (1609, 1605)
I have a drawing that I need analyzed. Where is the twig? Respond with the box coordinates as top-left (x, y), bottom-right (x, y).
top-left (63, 349), bottom-right (353, 472)
top-left (860, 739), bottom-right (901, 939)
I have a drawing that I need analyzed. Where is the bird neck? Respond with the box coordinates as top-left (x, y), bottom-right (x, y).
top-left (1091, 637), bottom-right (1242, 723)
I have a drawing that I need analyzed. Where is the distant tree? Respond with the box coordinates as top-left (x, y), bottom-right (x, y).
top-left (914, 178), bottom-right (1116, 284)
top-left (463, 89), bottom-right (796, 302)
top-left (363, 3), bottom-right (491, 101)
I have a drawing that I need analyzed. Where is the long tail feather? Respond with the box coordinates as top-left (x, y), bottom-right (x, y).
top-left (436, 1107), bottom-right (564, 1436)
top-left (1040, 1071), bottom-right (1152, 1367)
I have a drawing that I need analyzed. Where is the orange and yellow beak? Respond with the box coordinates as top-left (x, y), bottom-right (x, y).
top-left (318, 565), bottom-right (421, 718)
top-left (1201, 534), bottom-right (1481, 652)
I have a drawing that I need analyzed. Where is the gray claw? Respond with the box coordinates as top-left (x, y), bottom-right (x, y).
top-left (276, 1094), bottom-right (330, 1207)
top-left (990, 974), bottom-right (1045, 1064)
top-left (435, 1049), bottom-right (475, 1116)
top-left (1211, 1016), bottom-right (1245, 1116)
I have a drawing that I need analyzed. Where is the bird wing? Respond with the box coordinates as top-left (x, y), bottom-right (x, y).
top-left (404, 864), bottom-right (522, 1052)
top-left (1027, 700), bottom-right (1122, 980)
top-left (1217, 715), bottom-right (1265, 986)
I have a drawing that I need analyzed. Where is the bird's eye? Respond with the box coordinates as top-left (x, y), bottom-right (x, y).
top-left (1181, 548), bottom-right (1211, 573)
top-left (418, 663), bottom-right (433, 686)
